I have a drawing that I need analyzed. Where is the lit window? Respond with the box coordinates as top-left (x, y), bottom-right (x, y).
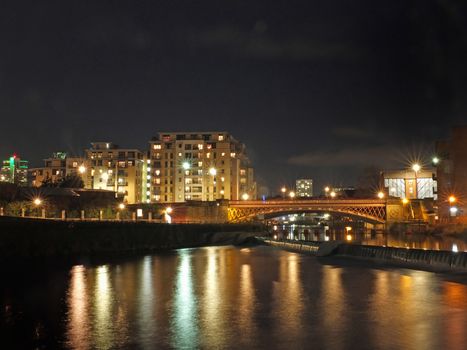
top-left (221, 177), bottom-right (225, 182)
top-left (147, 175), bottom-right (151, 179)
top-left (155, 170), bottom-right (160, 176)
top-left (146, 191), bottom-right (150, 195)
top-left (154, 144), bottom-right (162, 150)
top-left (155, 195), bottom-right (160, 201)
top-left (206, 152), bottom-right (210, 158)
top-left (198, 144), bottom-right (203, 150)
top-left (240, 169), bottom-right (246, 175)
top-left (218, 135), bottom-right (224, 141)
top-left (155, 178), bottom-right (161, 184)
top-left (147, 167), bottom-right (151, 172)
top-left (221, 152), bottom-right (225, 156)
top-left (230, 152), bottom-right (235, 158)
top-left (178, 152), bottom-right (182, 157)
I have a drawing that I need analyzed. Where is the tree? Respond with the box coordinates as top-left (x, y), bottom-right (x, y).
top-left (58, 174), bottom-right (85, 188)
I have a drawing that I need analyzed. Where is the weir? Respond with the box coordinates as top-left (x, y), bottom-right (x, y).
top-left (261, 238), bottom-right (467, 272)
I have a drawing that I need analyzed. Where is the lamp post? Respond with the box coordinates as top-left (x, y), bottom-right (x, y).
top-left (281, 186), bottom-right (286, 199)
top-left (289, 191), bottom-right (295, 200)
top-left (448, 195), bottom-right (457, 223)
top-left (324, 186), bottom-right (330, 198)
top-left (33, 198), bottom-right (45, 218)
top-left (412, 163), bottom-right (421, 199)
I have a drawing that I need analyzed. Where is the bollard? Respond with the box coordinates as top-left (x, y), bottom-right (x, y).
top-left (61, 210), bottom-right (66, 220)
top-left (81, 210), bottom-right (85, 220)
top-left (148, 212), bottom-right (152, 222)
top-left (21, 208), bottom-right (26, 217)
top-left (41, 208), bottom-right (46, 219)
top-left (99, 210), bottom-right (103, 221)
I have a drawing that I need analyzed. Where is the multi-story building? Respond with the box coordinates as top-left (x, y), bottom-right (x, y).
top-left (148, 132), bottom-right (255, 203)
top-left (84, 142), bottom-right (144, 204)
top-left (28, 152), bottom-right (86, 187)
top-left (383, 168), bottom-right (437, 200)
top-left (296, 179), bottom-right (313, 198)
top-left (1, 154), bottom-right (28, 186)
top-left (436, 125), bottom-right (467, 221)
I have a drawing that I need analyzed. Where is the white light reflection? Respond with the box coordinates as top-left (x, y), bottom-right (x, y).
top-left (94, 265), bottom-right (112, 350)
top-left (171, 249), bottom-right (199, 348)
top-left (138, 256), bottom-right (155, 347)
top-left (66, 265), bottom-right (90, 350)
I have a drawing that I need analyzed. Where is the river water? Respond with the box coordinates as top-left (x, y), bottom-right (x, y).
top-left (2, 245), bottom-right (467, 349)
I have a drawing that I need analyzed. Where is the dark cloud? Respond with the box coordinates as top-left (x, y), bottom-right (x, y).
top-left (192, 25), bottom-right (362, 61)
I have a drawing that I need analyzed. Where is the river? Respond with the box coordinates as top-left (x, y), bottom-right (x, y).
top-left (1, 245), bottom-right (467, 349)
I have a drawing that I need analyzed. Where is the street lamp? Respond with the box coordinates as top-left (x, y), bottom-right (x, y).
top-left (330, 191), bottom-right (336, 198)
top-left (345, 226), bottom-right (352, 241)
top-left (242, 193), bottom-right (250, 200)
top-left (281, 186), bottom-right (286, 198)
top-left (324, 186), bottom-right (330, 197)
top-left (377, 191), bottom-right (385, 199)
top-left (209, 167), bottom-right (217, 176)
top-left (432, 157), bottom-right (439, 165)
top-left (448, 195), bottom-right (457, 204)
top-left (118, 203), bottom-right (125, 210)
top-left (412, 163), bottom-right (421, 199)
top-left (33, 198), bottom-right (42, 206)
top-left (289, 191), bottom-right (295, 199)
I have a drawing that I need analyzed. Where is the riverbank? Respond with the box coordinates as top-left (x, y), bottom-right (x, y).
top-left (0, 216), bottom-right (264, 259)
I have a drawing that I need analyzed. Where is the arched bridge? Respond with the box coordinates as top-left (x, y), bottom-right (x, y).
top-left (227, 199), bottom-right (393, 224)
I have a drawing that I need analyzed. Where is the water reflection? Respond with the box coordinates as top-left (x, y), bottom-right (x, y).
top-left (277, 224), bottom-right (467, 251)
top-left (66, 265), bottom-right (90, 350)
top-left (171, 249), bottom-right (199, 348)
top-left (35, 246), bottom-right (467, 349)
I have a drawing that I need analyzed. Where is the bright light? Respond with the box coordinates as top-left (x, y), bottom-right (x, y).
top-left (242, 193), bottom-right (250, 200)
top-left (450, 206), bottom-right (458, 215)
top-left (377, 191), bottom-right (385, 199)
top-left (137, 209), bottom-right (143, 217)
top-left (448, 195), bottom-right (457, 204)
top-left (346, 234), bottom-right (352, 241)
top-left (102, 172), bottom-right (109, 181)
top-left (33, 198), bottom-right (42, 206)
top-left (432, 157), bottom-right (440, 165)
top-left (324, 186), bottom-right (330, 193)
top-left (412, 163), bottom-right (421, 172)
top-left (289, 191), bottom-right (295, 199)
top-left (209, 167), bottom-right (217, 176)
top-left (452, 244), bottom-right (459, 253)
top-left (166, 207), bottom-right (173, 214)
top-left (330, 191), bottom-right (336, 198)
top-left (118, 203), bottom-right (125, 210)
top-left (273, 234), bottom-right (278, 240)
top-left (402, 198), bottom-right (409, 205)
top-left (182, 161), bottom-right (190, 170)
top-left (323, 213), bottom-right (330, 219)
top-left (273, 225), bottom-right (277, 231)
top-left (345, 226), bottom-right (352, 232)
top-left (281, 187), bottom-right (286, 193)
top-left (78, 165), bottom-right (86, 174)
top-left (324, 236), bottom-right (330, 241)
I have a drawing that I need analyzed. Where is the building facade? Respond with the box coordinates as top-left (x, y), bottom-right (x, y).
top-left (84, 142), bottom-right (144, 204)
top-left (148, 132), bottom-right (256, 203)
top-left (436, 126), bottom-right (467, 221)
top-left (295, 179), bottom-right (313, 198)
top-left (383, 168), bottom-right (437, 200)
top-left (1, 154), bottom-right (28, 186)
top-left (28, 152), bottom-right (86, 187)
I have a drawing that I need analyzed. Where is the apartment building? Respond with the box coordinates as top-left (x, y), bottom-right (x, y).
top-left (296, 179), bottom-right (313, 198)
top-left (1, 154), bottom-right (28, 186)
top-left (84, 142), bottom-right (144, 204)
top-left (148, 132), bottom-right (256, 203)
top-left (28, 152), bottom-right (86, 187)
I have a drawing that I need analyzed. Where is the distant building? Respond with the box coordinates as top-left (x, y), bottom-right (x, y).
top-left (149, 132), bottom-right (256, 203)
top-left (1, 154), bottom-right (28, 186)
top-left (84, 142), bottom-right (144, 204)
top-left (295, 179), bottom-right (313, 198)
top-left (28, 152), bottom-right (86, 187)
top-left (383, 168), bottom-right (437, 200)
top-left (436, 125), bottom-right (467, 221)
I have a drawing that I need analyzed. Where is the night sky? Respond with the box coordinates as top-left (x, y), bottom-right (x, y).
top-left (1, 0), bottom-right (467, 195)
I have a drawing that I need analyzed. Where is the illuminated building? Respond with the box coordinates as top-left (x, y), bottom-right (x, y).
top-left (295, 179), bottom-right (313, 198)
top-left (436, 126), bottom-right (467, 221)
top-left (84, 142), bottom-right (144, 204)
top-left (28, 152), bottom-right (86, 187)
top-left (1, 154), bottom-right (28, 186)
top-left (383, 168), bottom-right (437, 200)
top-left (148, 132), bottom-right (256, 203)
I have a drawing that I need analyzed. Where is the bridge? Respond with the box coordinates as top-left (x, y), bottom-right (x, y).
top-left (227, 199), bottom-right (391, 223)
